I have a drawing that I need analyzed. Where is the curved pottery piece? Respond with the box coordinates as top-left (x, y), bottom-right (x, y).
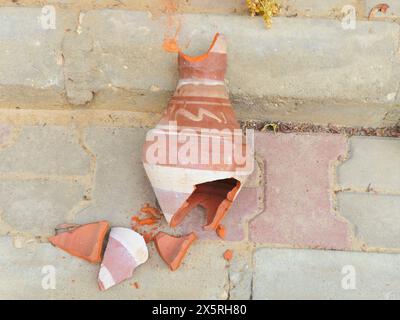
top-left (154, 231), bottom-right (197, 271)
top-left (48, 221), bottom-right (109, 264)
top-left (143, 33), bottom-right (253, 227)
top-left (98, 227), bottom-right (148, 291)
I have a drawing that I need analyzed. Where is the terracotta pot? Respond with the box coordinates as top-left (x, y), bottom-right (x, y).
top-left (142, 33), bottom-right (253, 228)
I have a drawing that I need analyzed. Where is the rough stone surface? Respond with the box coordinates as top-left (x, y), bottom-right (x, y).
top-left (74, 11), bottom-right (399, 103)
top-left (0, 126), bottom-right (90, 175)
top-left (249, 132), bottom-right (352, 250)
top-left (0, 180), bottom-right (85, 236)
top-left (74, 127), bottom-right (155, 226)
top-left (0, 0), bottom-right (365, 17)
top-left (253, 248), bottom-right (400, 300)
top-left (338, 137), bottom-right (400, 191)
top-left (337, 192), bottom-right (400, 249)
top-left (0, 8), bottom-right (398, 126)
top-left (0, 237), bottom-right (229, 299)
top-left (280, 0), bottom-right (364, 18)
top-left (228, 245), bottom-right (253, 300)
top-left (0, 7), bottom-right (76, 106)
top-left (0, 124), bottom-right (12, 146)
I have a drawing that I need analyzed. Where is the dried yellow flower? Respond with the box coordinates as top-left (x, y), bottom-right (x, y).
top-left (246, 0), bottom-right (280, 28)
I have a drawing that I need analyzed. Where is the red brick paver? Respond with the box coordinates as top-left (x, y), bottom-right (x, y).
top-left (249, 132), bottom-right (352, 250)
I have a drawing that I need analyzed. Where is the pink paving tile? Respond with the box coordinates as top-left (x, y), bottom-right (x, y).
top-left (176, 186), bottom-right (260, 241)
top-left (249, 132), bottom-right (352, 250)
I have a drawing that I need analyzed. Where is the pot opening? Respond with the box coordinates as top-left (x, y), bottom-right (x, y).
top-left (178, 32), bottom-right (220, 63)
top-left (170, 177), bottom-right (240, 230)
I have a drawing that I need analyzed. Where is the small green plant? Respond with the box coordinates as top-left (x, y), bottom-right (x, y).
top-left (246, 0), bottom-right (280, 28)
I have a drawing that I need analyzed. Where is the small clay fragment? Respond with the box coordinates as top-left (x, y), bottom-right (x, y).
top-left (223, 249), bottom-right (233, 261)
top-left (216, 224), bottom-right (226, 239)
top-left (140, 204), bottom-right (162, 218)
top-left (368, 3), bottom-right (389, 19)
top-left (48, 221), bottom-right (109, 263)
top-left (98, 227), bottom-right (148, 291)
top-left (136, 218), bottom-right (159, 226)
top-left (142, 232), bottom-right (155, 243)
top-left (154, 232), bottom-right (197, 271)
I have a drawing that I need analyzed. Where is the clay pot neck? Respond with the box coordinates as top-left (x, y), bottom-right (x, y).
top-left (178, 33), bottom-right (227, 82)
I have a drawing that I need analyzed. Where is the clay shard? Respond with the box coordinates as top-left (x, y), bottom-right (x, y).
top-left (98, 227), bottom-right (148, 291)
top-left (223, 249), bottom-right (233, 261)
top-left (48, 221), bottom-right (109, 264)
top-left (154, 232), bottom-right (197, 271)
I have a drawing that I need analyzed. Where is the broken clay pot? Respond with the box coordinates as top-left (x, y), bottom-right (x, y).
top-left (48, 221), bottom-right (109, 263)
top-left (142, 33), bottom-right (253, 228)
top-left (154, 231), bottom-right (197, 271)
top-left (98, 227), bottom-right (148, 291)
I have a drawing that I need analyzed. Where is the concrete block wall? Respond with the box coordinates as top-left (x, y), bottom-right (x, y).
top-left (0, 1), bottom-right (399, 127)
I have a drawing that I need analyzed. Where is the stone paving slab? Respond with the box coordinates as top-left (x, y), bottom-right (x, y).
top-left (0, 118), bottom-right (398, 299)
top-left (74, 127), bottom-right (155, 227)
top-left (253, 248), bottom-right (400, 300)
top-left (0, 236), bottom-right (231, 299)
top-left (0, 7), bottom-right (74, 89)
top-left (0, 180), bottom-right (85, 236)
top-left (228, 245), bottom-right (254, 300)
top-left (338, 136), bottom-right (400, 192)
top-left (0, 125), bottom-right (90, 176)
top-left (338, 192), bottom-right (400, 249)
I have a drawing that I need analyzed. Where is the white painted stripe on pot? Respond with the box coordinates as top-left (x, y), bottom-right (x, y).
top-left (177, 79), bottom-right (226, 88)
top-left (143, 163), bottom-right (248, 194)
top-left (98, 265), bottom-right (115, 290)
top-left (109, 227), bottom-right (148, 264)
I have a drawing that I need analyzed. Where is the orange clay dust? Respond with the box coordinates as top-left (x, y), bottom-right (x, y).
top-left (223, 249), bottom-right (233, 262)
top-left (142, 232), bottom-right (155, 243)
top-left (131, 204), bottom-right (162, 243)
top-left (140, 204), bottom-right (162, 218)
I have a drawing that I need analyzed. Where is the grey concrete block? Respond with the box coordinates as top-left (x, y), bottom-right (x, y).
top-left (0, 7), bottom-right (75, 89)
top-left (228, 246), bottom-right (253, 300)
top-left (73, 10), bottom-right (399, 103)
top-left (337, 192), bottom-right (400, 248)
top-left (253, 248), bottom-right (400, 299)
top-left (0, 180), bottom-right (85, 236)
top-left (0, 237), bottom-right (229, 299)
top-left (74, 127), bottom-right (155, 226)
top-left (0, 125), bottom-right (90, 175)
top-left (338, 137), bottom-right (400, 191)
top-left (280, 0), bottom-right (363, 17)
